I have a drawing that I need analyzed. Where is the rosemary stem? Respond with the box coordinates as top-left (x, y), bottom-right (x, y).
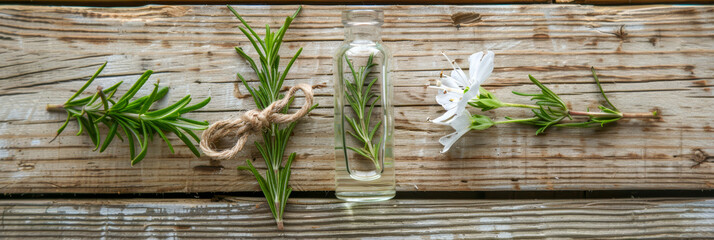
top-left (501, 102), bottom-right (540, 109)
top-left (568, 111), bottom-right (659, 118)
top-left (622, 112), bottom-right (660, 118)
top-left (495, 117), bottom-right (539, 125)
top-left (46, 104), bottom-right (66, 112)
top-left (568, 111), bottom-right (620, 118)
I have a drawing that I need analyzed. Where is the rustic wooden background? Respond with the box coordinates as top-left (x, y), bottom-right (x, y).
top-left (1, 4), bottom-right (713, 194)
top-left (1, 197), bottom-right (712, 238)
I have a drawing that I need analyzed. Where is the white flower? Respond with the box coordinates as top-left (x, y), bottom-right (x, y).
top-left (436, 110), bottom-right (472, 153)
top-left (430, 51), bottom-right (494, 123)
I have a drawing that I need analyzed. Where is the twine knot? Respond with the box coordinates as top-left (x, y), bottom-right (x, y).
top-left (200, 84), bottom-right (314, 160)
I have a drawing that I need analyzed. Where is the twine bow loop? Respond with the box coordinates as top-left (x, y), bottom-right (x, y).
top-left (200, 84), bottom-right (313, 160)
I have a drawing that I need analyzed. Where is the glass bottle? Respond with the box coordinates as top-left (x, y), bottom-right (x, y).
top-left (334, 9), bottom-right (395, 201)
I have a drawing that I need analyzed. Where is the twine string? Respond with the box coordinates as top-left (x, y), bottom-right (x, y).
top-left (199, 84), bottom-right (313, 160)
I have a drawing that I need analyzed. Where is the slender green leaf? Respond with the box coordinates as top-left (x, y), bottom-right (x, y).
top-left (65, 62), bottom-right (107, 104)
top-left (100, 122), bottom-right (119, 153)
top-left (179, 97), bottom-right (211, 114)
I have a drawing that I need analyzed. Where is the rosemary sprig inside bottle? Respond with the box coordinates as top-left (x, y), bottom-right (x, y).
top-left (227, 5), bottom-right (316, 230)
top-left (47, 62), bottom-right (211, 165)
top-left (343, 54), bottom-right (383, 171)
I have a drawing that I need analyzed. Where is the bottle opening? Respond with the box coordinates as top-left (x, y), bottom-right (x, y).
top-left (342, 9), bottom-right (384, 26)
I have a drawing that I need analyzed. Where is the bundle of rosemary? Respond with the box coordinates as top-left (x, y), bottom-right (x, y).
top-left (48, 62), bottom-right (211, 165)
top-left (227, 5), bottom-right (316, 230)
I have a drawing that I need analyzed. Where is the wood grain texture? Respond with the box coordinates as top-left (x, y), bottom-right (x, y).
top-left (0, 197), bottom-right (712, 239)
top-left (557, 0), bottom-right (714, 4)
top-left (1, 0), bottom-right (552, 5)
top-left (5, 0), bottom-right (714, 5)
top-left (0, 5), bottom-right (713, 194)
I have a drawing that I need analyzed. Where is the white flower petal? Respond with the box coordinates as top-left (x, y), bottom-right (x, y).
top-left (468, 51), bottom-right (485, 83)
top-left (471, 51), bottom-right (495, 85)
top-left (435, 91), bottom-right (461, 107)
top-left (440, 76), bottom-right (461, 89)
top-left (439, 112), bottom-right (472, 153)
top-left (450, 70), bottom-right (468, 88)
top-left (453, 87), bottom-right (479, 118)
top-left (448, 112), bottom-right (472, 131)
top-left (442, 52), bottom-right (469, 88)
top-left (431, 107), bottom-right (458, 123)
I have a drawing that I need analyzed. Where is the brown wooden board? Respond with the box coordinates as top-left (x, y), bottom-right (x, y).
top-left (0, 0), bottom-right (550, 6)
top-left (0, 197), bottom-right (712, 238)
top-left (4, 0), bottom-right (714, 5)
top-left (0, 5), bottom-right (713, 194)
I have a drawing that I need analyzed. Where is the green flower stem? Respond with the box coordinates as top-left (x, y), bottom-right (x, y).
top-left (494, 117), bottom-right (539, 125)
top-left (501, 102), bottom-right (540, 109)
top-left (568, 110), bottom-right (658, 118)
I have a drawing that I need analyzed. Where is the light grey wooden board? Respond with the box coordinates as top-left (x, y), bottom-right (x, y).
top-left (0, 5), bottom-right (713, 193)
top-left (0, 197), bottom-right (713, 239)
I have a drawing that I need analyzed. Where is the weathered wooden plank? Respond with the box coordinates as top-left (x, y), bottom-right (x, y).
top-left (5, 0), bottom-right (714, 5)
top-left (0, 5), bottom-right (713, 194)
top-left (0, 197), bottom-right (712, 239)
top-left (2, 0), bottom-right (553, 5)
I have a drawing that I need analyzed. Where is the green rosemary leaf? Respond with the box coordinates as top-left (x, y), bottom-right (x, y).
top-left (279, 48), bottom-right (303, 83)
top-left (66, 80), bottom-right (122, 107)
top-left (86, 113), bottom-right (101, 151)
top-left (177, 117), bottom-right (209, 126)
top-left (528, 75), bottom-right (567, 110)
top-left (146, 122), bottom-right (173, 154)
top-left (100, 122), bottom-right (119, 153)
top-left (115, 70), bottom-right (152, 108)
top-left (124, 86), bottom-right (170, 112)
top-left (130, 122), bottom-right (150, 165)
top-left (78, 116), bottom-right (98, 146)
top-left (104, 81), bottom-right (123, 99)
top-left (346, 146), bottom-right (373, 160)
top-left (142, 95), bottom-right (191, 120)
top-left (591, 67), bottom-right (618, 112)
top-left (182, 128), bottom-right (201, 143)
top-left (174, 128), bottom-right (201, 158)
top-left (344, 56), bottom-right (359, 85)
top-left (179, 97), bottom-right (211, 114)
top-left (54, 114), bottom-right (72, 139)
top-left (241, 159), bottom-right (277, 219)
top-left (227, 5), bottom-right (266, 48)
top-left (235, 47), bottom-right (264, 80)
top-left (121, 118), bottom-right (142, 159)
top-left (74, 116), bottom-right (84, 136)
top-left (66, 62), bottom-right (107, 104)
top-left (158, 119), bottom-right (207, 130)
top-left (369, 120), bottom-right (383, 140)
top-left (139, 82), bottom-right (160, 114)
top-left (115, 120), bottom-right (135, 159)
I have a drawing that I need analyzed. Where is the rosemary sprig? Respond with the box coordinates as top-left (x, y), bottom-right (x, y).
top-left (464, 67), bottom-right (659, 134)
top-left (47, 62), bottom-right (211, 165)
top-left (227, 5), bottom-right (316, 230)
top-left (343, 54), bottom-right (382, 171)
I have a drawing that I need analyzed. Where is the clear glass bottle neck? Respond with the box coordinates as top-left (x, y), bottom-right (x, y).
top-left (344, 25), bottom-right (382, 43)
